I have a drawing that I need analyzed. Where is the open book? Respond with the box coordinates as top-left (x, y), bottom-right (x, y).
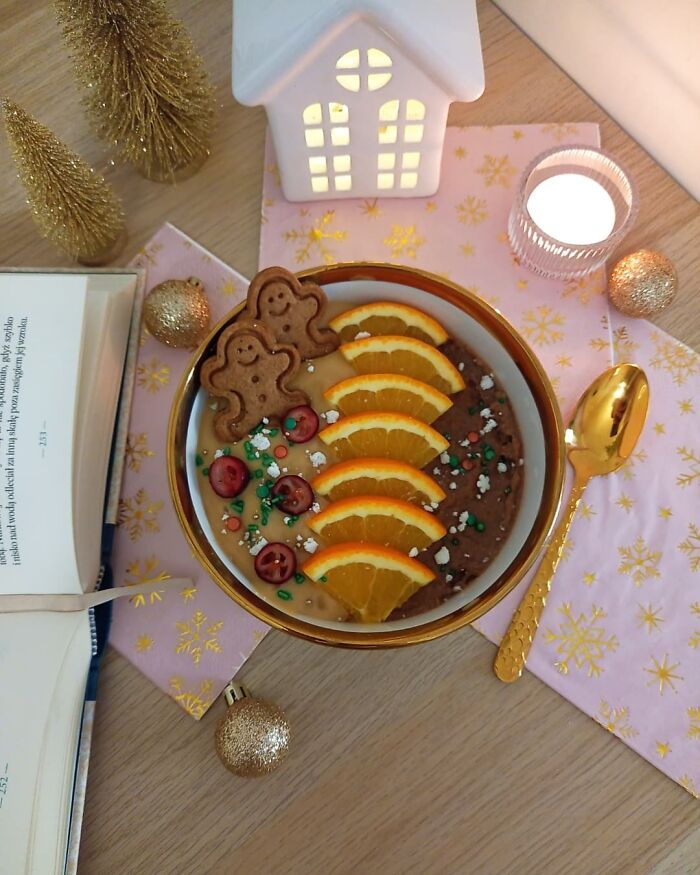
top-left (0, 270), bottom-right (142, 875)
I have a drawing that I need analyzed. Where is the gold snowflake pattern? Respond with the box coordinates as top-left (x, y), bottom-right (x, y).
top-left (459, 242), bottom-right (475, 257)
top-left (137, 358), bottom-right (170, 393)
top-left (118, 489), bottom-right (163, 542)
top-left (383, 224), bottom-right (425, 260)
top-left (583, 572), bottom-right (597, 586)
top-left (125, 432), bottom-right (155, 473)
top-left (687, 707), bottom-right (700, 739)
top-left (476, 154), bottom-right (517, 188)
top-left (260, 197), bottom-right (275, 225)
top-left (175, 609), bottom-right (223, 665)
top-left (456, 195), bottom-right (488, 226)
top-left (454, 145), bottom-right (466, 159)
top-left (220, 277), bottom-right (245, 298)
top-left (135, 634), bottom-right (154, 652)
top-left (512, 129), bottom-right (524, 140)
top-left (561, 274), bottom-right (605, 306)
top-left (636, 603), bottom-right (664, 634)
top-left (644, 654), bottom-right (683, 694)
top-left (266, 162), bottom-right (281, 187)
top-left (679, 523), bottom-right (700, 572)
top-left (133, 241), bottom-right (163, 267)
top-left (595, 700), bottom-right (639, 739)
top-left (650, 332), bottom-right (700, 386)
top-left (516, 278), bottom-right (528, 289)
top-left (181, 585), bottom-right (198, 602)
top-left (654, 422), bottom-right (666, 435)
top-left (556, 355), bottom-right (573, 368)
top-left (579, 502), bottom-right (596, 520)
top-left (425, 201), bottom-right (437, 212)
top-left (659, 506), bottom-right (673, 520)
top-left (678, 398), bottom-right (695, 415)
top-left (679, 774), bottom-right (700, 798)
top-left (589, 322), bottom-right (639, 361)
top-left (541, 122), bottom-right (579, 142)
top-left (560, 534), bottom-right (573, 563)
top-left (656, 741), bottom-right (672, 758)
top-left (617, 536), bottom-right (662, 587)
top-left (283, 210), bottom-right (348, 264)
top-left (359, 198), bottom-right (382, 219)
top-left (620, 448), bottom-right (648, 480)
top-left (124, 556), bottom-right (170, 606)
top-left (689, 603), bottom-right (700, 650)
top-left (169, 676), bottom-right (214, 720)
top-left (615, 493), bottom-right (635, 512)
top-left (677, 446), bottom-right (700, 489)
top-left (543, 603), bottom-right (618, 677)
top-left (521, 305), bottom-right (565, 346)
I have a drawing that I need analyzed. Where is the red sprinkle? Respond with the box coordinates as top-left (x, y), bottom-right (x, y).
top-left (462, 459), bottom-right (474, 471)
top-left (274, 445), bottom-right (288, 459)
top-left (467, 431), bottom-right (479, 443)
top-left (225, 516), bottom-right (242, 532)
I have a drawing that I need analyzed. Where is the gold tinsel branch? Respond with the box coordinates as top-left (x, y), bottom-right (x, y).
top-left (54, 0), bottom-right (216, 181)
top-left (2, 99), bottom-right (125, 261)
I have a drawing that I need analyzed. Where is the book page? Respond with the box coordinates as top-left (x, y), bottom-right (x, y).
top-left (0, 273), bottom-right (86, 594)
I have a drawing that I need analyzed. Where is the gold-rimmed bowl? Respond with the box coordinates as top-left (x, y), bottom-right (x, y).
top-left (168, 263), bottom-right (565, 648)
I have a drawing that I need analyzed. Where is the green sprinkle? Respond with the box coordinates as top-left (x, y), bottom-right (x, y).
top-left (476, 521), bottom-right (486, 532)
top-left (468, 406), bottom-right (478, 415)
top-left (244, 440), bottom-right (253, 452)
top-left (467, 513), bottom-right (476, 527)
top-left (202, 467), bottom-right (209, 476)
top-left (245, 452), bottom-right (256, 462)
top-left (284, 516), bottom-right (298, 527)
top-left (223, 447), bottom-right (231, 456)
top-left (449, 454), bottom-right (460, 468)
top-left (504, 486), bottom-right (512, 495)
top-left (294, 572), bottom-right (305, 584)
top-left (254, 469), bottom-right (263, 479)
top-left (484, 449), bottom-right (496, 461)
top-left (256, 484), bottom-right (270, 498)
top-left (261, 514), bottom-right (270, 527)
top-left (247, 524), bottom-right (258, 532)
top-left (443, 433), bottom-right (451, 441)
top-left (277, 589), bottom-right (292, 601)
top-left (478, 400), bottom-right (486, 410)
top-left (497, 397), bottom-right (506, 404)
top-left (261, 453), bottom-right (273, 465)
top-left (283, 417), bottom-right (297, 430)
top-left (268, 428), bottom-right (279, 437)
top-left (195, 454), bottom-right (203, 467)
top-left (270, 495), bottom-right (284, 505)
top-left (319, 575), bottom-right (328, 583)
top-left (451, 537), bottom-right (460, 545)
top-left (230, 499), bottom-right (244, 511)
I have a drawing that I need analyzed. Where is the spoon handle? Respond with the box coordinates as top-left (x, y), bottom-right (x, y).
top-left (493, 474), bottom-right (588, 683)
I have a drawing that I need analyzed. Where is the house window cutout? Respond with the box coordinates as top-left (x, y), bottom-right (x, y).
top-left (402, 152), bottom-right (421, 169)
top-left (378, 153), bottom-right (396, 170)
top-left (404, 124), bottom-right (424, 143)
top-left (331, 126), bottom-right (350, 146)
top-left (377, 172), bottom-right (395, 189)
top-left (309, 156), bottom-right (327, 174)
top-left (329, 102), bottom-right (349, 123)
top-left (336, 49), bottom-right (392, 92)
top-left (305, 128), bottom-right (325, 147)
top-left (335, 175), bottom-right (352, 191)
top-left (400, 172), bottom-right (418, 189)
top-left (406, 99), bottom-right (426, 121)
top-left (333, 154), bottom-right (351, 173)
top-left (379, 100), bottom-right (400, 122)
top-left (378, 125), bottom-right (398, 144)
top-left (303, 103), bottom-right (323, 125)
top-left (311, 176), bottom-right (329, 193)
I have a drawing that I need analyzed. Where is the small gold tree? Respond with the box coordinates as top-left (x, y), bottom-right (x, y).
top-left (54, 0), bottom-right (215, 181)
top-left (2, 99), bottom-right (125, 264)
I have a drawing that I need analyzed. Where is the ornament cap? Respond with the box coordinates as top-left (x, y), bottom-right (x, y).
top-left (223, 680), bottom-right (252, 707)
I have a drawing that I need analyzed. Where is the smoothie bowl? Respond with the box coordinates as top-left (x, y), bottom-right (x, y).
top-left (168, 263), bottom-right (564, 647)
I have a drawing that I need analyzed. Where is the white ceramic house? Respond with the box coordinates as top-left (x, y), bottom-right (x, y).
top-left (232, 0), bottom-right (485, 201)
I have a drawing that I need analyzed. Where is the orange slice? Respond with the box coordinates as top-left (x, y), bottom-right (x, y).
top-left (312, 458), bottom-right (446, 505)
top-left (340, 336), bottom-right (465, 395)
top-left (302, 543), bottom-right (434, 623)
top-left (324, 373), bottom-right (452, 423)
top-left (318, 412), bottom-right (448, 467)
top-left (329, 301), bottom-right (448, 345)
top-left (308, 496), bottom-right (446, 551)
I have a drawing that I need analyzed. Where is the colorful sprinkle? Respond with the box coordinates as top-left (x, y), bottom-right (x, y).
top-left (277, 589), bottom-right (292, 601)
top-left (451, 537), bottom-right (460, 545)
top-left (476, 521), bottom-right (486, 532)
top-left (468, 406), bottom-right (478, 415)
top-left (274, 445), bottom-right (288, 459)
top-left (319, 575), bottom-right (328, 582)
top-left (225, 516), bottom-right (241, 532)
top-left (223, 447), bottom-right (231, 456)
top-left (448, 454), bottom-right (460, 468)
top-left (247, 524), bottom-right (258, 532)
top-left (254, 469), bottom-right (263, 479)
top-left (283, 417), bottom-right (297, 430)
top-left (294, 572), bottom-right (305, 584)
top-left (256, 484), bottom-right (270, 498)
top-left (467, 513), bottom-right (476, 527)
top-left (244, 440), bottom-right (253, 452)
top-left (462, 459), bottom-right (474, 471)
top-left (268, 428), bottom-right (280, 437)
top-left (201, 467), bottom-right (209, 476)
top-left (195, 454), bottom-right (203, 467)
top-left (230, 499), bottom-right (245, 512)
top-left (467, 431), bottom-right (479, 443)
top-left (484, 448), bottom-right (496, 461)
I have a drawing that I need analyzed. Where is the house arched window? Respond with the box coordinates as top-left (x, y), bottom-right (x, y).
top-left (336, 48), bottom-right (392, 92)
top-left (376, 100), bottom-right (425, 189)
top-left (302, 102), bottom-right (352, 193)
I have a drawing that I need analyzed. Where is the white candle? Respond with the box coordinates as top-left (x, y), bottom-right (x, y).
top-left (526, 173), bottom-right (616, 245)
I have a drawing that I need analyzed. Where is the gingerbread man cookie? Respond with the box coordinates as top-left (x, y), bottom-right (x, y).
top-left (244, 266), bottom-right (340, 359)
top-left (200, 321), bottom-right (309, 442)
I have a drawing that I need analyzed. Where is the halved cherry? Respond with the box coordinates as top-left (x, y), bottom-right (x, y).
top-left (282, 405), bottom-right (319, 444)
top-left (208, 456), bottom-right (250, 498)
top-left (254, 542), bottom-right (296, 584)
top-left (271, 475), bottom-right (314, 514)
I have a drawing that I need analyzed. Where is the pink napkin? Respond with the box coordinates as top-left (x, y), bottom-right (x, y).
top-left (259, 124), bottom-right (700, 797)
top-left (108, 225), bottom-right (267, 720)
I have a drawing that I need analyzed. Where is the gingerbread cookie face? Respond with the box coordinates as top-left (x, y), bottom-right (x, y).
top-left (245, 266), bottom-right (340, 360)
top-left (200, 321), bottom-right (309, 442)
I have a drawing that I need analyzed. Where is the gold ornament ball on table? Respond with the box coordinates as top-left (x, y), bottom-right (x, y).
top-left (609, 250), bottom-right (677, 317)
top-left (215, 683), bottom-right (290, 778)
top-left (143, 277), bottom-right (210, 348)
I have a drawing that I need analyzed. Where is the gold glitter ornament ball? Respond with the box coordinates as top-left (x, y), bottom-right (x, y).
top-left (609, 250), bottom-right (677, 317)
top-left (215, 697), bottom-right (290, 777)
top-left (143, 277), bottom-right (210, 348)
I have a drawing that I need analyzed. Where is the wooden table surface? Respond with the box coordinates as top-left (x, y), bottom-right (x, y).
top-left (3, 2), bottom-right (700, 873)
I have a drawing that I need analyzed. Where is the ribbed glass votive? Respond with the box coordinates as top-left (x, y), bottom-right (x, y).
top-left (508, 145), bottom-right (638, 281)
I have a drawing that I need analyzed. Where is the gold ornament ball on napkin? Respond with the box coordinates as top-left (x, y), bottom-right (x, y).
top-left (609, 250), bottom-right (677, 317)
top-left (143, 277), bottom-right (210, 348)
top-left (215, 697), bottom-right (290, 777)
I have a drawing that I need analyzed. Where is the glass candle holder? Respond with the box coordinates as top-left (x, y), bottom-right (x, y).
top-left (508, 145), bottom-right (638, 281)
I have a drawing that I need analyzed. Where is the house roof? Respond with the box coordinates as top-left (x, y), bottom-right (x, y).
top-left (232, 0), bottom-right (485, 105)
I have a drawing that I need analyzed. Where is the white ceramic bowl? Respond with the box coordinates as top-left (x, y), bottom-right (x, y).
top-left (169, 263), bottom-right (564, 647)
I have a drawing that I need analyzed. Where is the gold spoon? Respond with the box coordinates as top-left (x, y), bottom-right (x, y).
top-left (494, 363), bottom-right (649, 683)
